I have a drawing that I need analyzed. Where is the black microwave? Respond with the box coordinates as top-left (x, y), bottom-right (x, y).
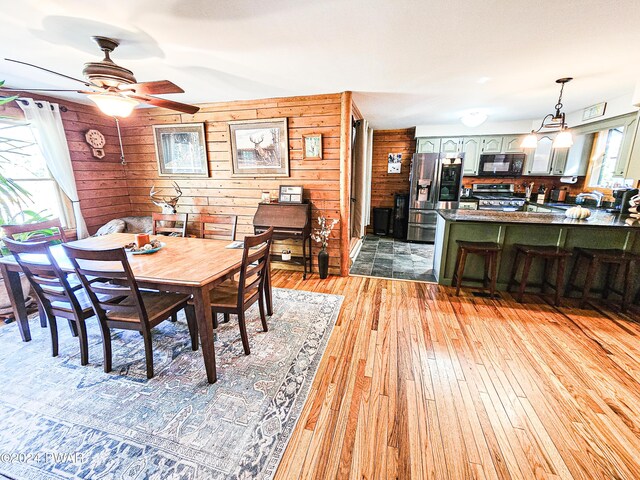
top-left (478, 153), bottom-right (526, 177)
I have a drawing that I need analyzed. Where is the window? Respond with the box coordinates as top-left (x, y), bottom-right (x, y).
top-left (0, 121), bottom-right (70, 226)
top-left (587, 126), bottom-right (627, 190)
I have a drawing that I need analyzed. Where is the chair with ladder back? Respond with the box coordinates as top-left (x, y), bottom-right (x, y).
top-left (4, 238), bottom-right (95, 365)
top-left (63, 244), bottom-right (198, 379)
top-left (199, 214), bottom-right (237, 241)
top-left (207, 227), bottom-right (273, 355)
top-left (152, 212), bottom-right (188, 237)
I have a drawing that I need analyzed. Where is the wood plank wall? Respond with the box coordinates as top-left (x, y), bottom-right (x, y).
top-left (119, 93), bottom-right (344, 275)
top-left (0, 95), bottom-right (132, 233)
top-left (369, 128), bottom-right (416, 230)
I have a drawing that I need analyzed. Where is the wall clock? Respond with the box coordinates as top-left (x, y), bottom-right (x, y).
top-left (85, 129), bottom-right (106, 159)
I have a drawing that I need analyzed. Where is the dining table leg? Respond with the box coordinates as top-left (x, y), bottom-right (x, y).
top-left (0, 264), bottom-right (31, 342)
top-left (193, 286), bottom-right (217, 384)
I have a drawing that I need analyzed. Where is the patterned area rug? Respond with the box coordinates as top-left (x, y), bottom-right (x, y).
top-left (0, 288), bottom-right (342, 480)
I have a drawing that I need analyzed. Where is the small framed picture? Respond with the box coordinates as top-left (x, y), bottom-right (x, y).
top-left (302, 134), bottom-right (322, 160)
top-left (279, 185), bottom-right (304, 203)
top-left (387, 153), bottom-right (402, 174)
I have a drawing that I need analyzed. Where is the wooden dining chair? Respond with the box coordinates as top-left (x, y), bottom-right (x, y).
top-left (207, 227), bottom-right (273, 355)
top-left (3, 218), bottom-right (69, 328)
top-left (2, 218), bottom-right (68, 243)
top-left (152, 212), bottom-right (188, 237)
top-left (63, 244), bottom-right (198, 379)
top-left (199, 214), bottom-right (238, 241)
top-left (4, 238), bottom-right (94, 365)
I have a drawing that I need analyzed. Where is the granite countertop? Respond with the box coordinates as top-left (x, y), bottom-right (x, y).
top-left (438, 209), bottom-right (640, 228)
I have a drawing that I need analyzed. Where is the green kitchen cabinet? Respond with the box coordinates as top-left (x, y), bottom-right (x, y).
top-left (503, 135), bottom-right (525, 153)
top-left (462, 137), bottom-right (482, 176)
top-left (481, 136), bottom-right (503, 153)
top-left (417, 138), bottom-right (440, 153)
top-left (526, 134), bottom-right (554, 174)
top-left (441, 137), bottom-right (463, 154)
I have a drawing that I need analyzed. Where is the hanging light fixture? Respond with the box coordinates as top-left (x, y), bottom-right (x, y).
top-left (87, 92), bottom-right (138, 118)
top-left (521, 77), bottom-right (574, 149)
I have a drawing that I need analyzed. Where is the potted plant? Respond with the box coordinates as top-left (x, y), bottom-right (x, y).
top-left (311, 214), bottom-right (338, 279)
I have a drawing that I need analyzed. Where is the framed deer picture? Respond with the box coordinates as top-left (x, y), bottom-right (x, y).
top-left (152, 123), bottom-right (209, 177)
top-left (228, 118), bottom-right (289, 177)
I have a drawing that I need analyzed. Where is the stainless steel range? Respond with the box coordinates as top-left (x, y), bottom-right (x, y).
top-left (471, 183), bottom-right (526, 211)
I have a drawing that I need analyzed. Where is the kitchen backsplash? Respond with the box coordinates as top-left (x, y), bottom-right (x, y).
top-left (463, 176), bottom-right (587, 198)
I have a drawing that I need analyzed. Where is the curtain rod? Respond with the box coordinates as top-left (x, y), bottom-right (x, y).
top-left (16, 98), bottom-right (68, 112)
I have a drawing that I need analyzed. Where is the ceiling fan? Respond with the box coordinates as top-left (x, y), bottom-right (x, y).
top-left (4, 36), bottom-right (200, 117)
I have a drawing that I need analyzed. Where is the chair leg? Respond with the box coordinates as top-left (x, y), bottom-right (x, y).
top-left (76, 320), bottom-right (89, 366)
top-left (603, 263), bottom-right (618, 300)
top-left (555, 257), bottom-right (566, 307)
top-left (212, 312), bottom-right (219, 329)
top-left (580, 258), bottom-right (599, 309)
top-left (49, 316), bottom-right (58, 357)
top-left (184, 305), bottom-right (199, 351)
top-left (518, 254), bottom-right (533, 303)
top-left (566, 253), bottom-right (582, 296)
top-left (170, 313), bottom-right (178, 322)
top-left (142, 329), bottom-right (154, 379)
top-left (38, 301), bottom-right (47, 328)
top-left (621, 260), bottom-right (634, 313)
top-left (96, 320), bottom-right (112, 373)
top-left (258, 293), bottom-right (268, 332)
top-left (483, 255), bottom-right (491, 288)
top-left (454, 250), bottom-right (467, 296)
top-left (223, 313), bottom-right (230, 324)
top-left (507, 250), bottom-right (520, 293)
top-left (68, 319), bottom-right (79, 337)
top-left (542, 258), bottom-right (551, 295)
top-left (489, 252), bottom-right (498, 298)
top-left (237, 310), bottom-right (250, 355)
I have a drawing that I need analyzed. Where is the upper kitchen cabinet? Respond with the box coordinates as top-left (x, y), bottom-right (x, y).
top-left (623, 112), bottom-right (640, 180)
top-left (441, 137), bottom-right (463, 154)
top-left (557, 133), bottom-right (593, 176)
top-left (525, 134), bottom-right (554, 175)
top-left (614, 113), bottom-right (639, 176)
top-left (503, 135), bottom-right (526, 153)
top-left (480, 136), bottom-right (503, 153)
top-left (462, 137), bottom-right (482, 175)
top-left (416, 137), bottom-right (441, 153)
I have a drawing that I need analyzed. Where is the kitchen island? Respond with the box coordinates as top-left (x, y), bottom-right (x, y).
top-left (433, 209), bottom-right (640, 291)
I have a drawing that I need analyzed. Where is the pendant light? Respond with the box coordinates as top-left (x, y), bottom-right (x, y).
top-left (521, 77), bottom-right (574, 149)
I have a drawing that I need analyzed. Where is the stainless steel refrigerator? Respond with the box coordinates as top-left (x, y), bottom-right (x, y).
top-left (407, 152), bottom-right (465, 242)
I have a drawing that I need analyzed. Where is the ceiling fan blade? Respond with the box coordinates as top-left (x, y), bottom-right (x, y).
top-left (119, 80), bottom-right (184, 95)
top-left (2, 86), bottom-right (86, 93)
top-left (5, 58), bottom-right (97, 88)
top-left (131, 94), bottom-right (200, 114)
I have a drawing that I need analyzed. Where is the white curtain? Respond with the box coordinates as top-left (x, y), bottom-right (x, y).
top-left (351, 119), bottom-right (374, 238)
top-left (19, 98), bottom-right (89, 239)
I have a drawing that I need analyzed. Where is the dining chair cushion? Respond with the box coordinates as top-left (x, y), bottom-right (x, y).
top-left (104, 291), bottom-right (191, 324)
top-left (208, 280), bottom-right (259, 308)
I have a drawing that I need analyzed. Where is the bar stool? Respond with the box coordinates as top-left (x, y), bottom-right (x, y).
top-left (566, 247), bottom-right (638, 311)
top-left (452, 240), bottom-right (501, 297)
top-left (507, 244), bottom-right (572, 306)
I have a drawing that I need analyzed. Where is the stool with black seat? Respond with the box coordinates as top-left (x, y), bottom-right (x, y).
top-left (507, 244), bottom-right (572, 306)
top-left (566, 247), bottom-right (638, 311)
top-left (451, 240), bottom-right (502, 297)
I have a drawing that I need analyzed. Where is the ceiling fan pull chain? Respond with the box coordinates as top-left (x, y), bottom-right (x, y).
top-left (114, 117), bottom-right (126, 166)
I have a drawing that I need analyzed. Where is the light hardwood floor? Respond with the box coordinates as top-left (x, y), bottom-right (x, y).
top-left (271, 270), bottom-right (640, 480)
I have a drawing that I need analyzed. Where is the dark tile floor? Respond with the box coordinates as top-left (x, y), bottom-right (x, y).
top-left (350, 235), bottom-right (437, 282)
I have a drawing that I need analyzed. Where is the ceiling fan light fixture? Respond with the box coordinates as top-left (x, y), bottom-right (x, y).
top-left (553, 129), bottom-right (573, 148)
top-left (461, 111), bottom-right (488, 127)
top-left (88, 93), bottom-right (138, 117)
top-left (521, 132), bottom-right (538, 149)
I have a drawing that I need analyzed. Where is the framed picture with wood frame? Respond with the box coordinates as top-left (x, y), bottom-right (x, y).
top-left (302, 133), bottom-right (323, 160)
top-left (152, 123), bottom-right (208, 177)
top-left (228, 118), bottom-right (290, 177)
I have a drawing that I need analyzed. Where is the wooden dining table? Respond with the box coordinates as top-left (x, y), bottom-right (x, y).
top-left (0, 233), bottom-right (273, 384)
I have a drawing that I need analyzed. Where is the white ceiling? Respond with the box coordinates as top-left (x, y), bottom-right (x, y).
top-left (2, 0), bottom-right (640, 129)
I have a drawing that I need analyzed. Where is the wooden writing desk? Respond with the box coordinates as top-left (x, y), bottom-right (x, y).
top-left (0, 233), bottom-right (271, 384)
